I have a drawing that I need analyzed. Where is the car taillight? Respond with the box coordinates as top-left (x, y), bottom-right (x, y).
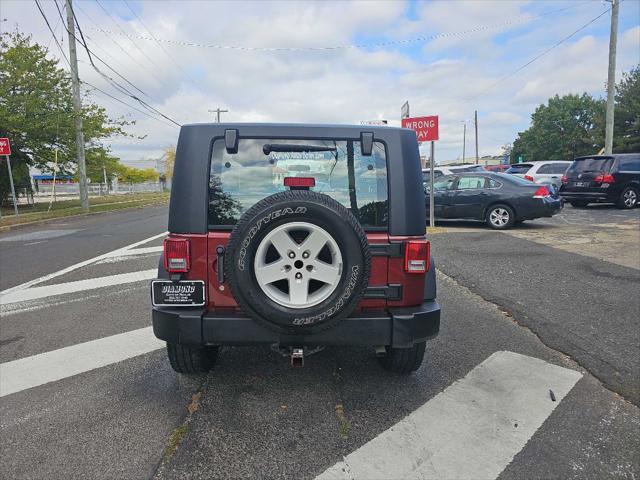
top-left (284, 177), bottom-right (315, 187)
top-left (561, 175), bottom-right (568, 185)
top-left (594, 174), bottom-right (615, 183)
top-left (524, 175), bottom-right (534, 182)
top-left (164, 237), bottom-right (190, 273)
top-left (405, 240), bottom-right (430, 274)
top-left (533, 186), bottom-right (551, 198)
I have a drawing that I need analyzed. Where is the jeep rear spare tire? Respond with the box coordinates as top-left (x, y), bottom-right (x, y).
top-left (225, 190), bottom-right (370, 334)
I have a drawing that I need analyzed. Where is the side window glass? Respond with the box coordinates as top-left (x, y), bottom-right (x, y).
top-left (537, 164), bottom-right (553, 174)
top-left (487, 178), bottom-right (501, 188)
top-left (456, 176), bottom-right (485, 190)
top-left (620, 157), bottom-right (640, 171)
top-left (433, 176), bottom-right (455, 191)
top-left (552, 164), bottom-right (569, 174)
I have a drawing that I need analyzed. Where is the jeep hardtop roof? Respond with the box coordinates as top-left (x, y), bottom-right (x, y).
top-left (169, 123), bottom-right (426, 236)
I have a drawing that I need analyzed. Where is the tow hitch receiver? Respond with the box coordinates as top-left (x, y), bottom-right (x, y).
top-left (291, 348), bottom-right (304, 367)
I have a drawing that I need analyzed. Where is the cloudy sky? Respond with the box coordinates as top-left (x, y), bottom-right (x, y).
top-left (2, 0), bottom-right (639, 167)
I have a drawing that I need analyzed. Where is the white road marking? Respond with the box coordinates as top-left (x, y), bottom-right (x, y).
top-left (23, 240), bottom-right (47, 246)
top-left (316, 351), bottom-right (582, 480)
top-left (0, 269), bottom-right (157, 305)
top-left (0, 327), bottom-right (164, 397)
top-left (0, 231), bottom-right (167, 295)
top-left (94, 245), bottom-right (164, 264)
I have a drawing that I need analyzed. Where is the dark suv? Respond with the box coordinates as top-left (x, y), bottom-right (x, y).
top-left (151, 124), bottom-right (440, 375)
top-left (560, 153), bottom-right (640, 208)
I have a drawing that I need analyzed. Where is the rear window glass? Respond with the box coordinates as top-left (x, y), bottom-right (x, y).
top-left (569, 157), bottom-right (614, 173)
top-left (208, 138), bottom-right (388, 228)
top-left (537, 163), bottom-right (570, 174)
top-left (505, 164), bottom-right (532, 174)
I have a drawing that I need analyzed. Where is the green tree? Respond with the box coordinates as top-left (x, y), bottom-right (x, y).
top-left (512, 93), bottom-right (605, 162)
top-left (0, 31), bottom-right (129, 201)
top-left (118, 166), bottom-right (159, 183)
top-left (613, 65), bottom-right (640, 153)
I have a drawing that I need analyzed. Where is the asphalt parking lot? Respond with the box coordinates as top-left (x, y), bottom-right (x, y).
top-left (1, 203), bottom-right (639, 479)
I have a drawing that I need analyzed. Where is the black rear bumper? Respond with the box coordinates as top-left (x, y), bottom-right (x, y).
top-left (152, 301), bottom-right (440, 349)
top-left (559, 190), bottom-right (612, 202)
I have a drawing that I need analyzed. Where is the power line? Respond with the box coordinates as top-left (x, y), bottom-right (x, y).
top-left (85, 2), bottom-right (593, 52)
top-left (49, 0), bottom-right (182, 127)
top-left (81, 81), bottom-right (176, 128)
top-left (35, 0), bottom-right (177, 129)
top-left (121, 0), bottom-right (205, 91)
top-left (94, 0), bottom-right (166, 72)
top-left (464, 7), bottom-right (612, 102)
top-left (73, 1), bottom-right (146, 71)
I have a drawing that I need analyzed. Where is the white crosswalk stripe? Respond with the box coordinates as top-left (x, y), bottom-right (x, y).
top-left (317, 351), bottom-right (582, 480)
top-left (0, 327), bottom-right (164, 397)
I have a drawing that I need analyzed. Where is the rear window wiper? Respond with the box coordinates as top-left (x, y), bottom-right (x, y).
top-left (263, 144), bottom-right (337, 155)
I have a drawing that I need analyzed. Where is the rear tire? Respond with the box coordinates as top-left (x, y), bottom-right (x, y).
top-left (378, 342), bottom-right (426, 374)
top-left (167, 343), bottom-right (218, 374)
top-left (485, 204), bottom-right (515, 230)
top-left (616, 187), bottom-right (638, 209)
top-left (570, 201), bottom-right (589, 208)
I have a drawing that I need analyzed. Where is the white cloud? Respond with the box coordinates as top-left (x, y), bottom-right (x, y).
top-left (2, 0), bottom-right (639, 165)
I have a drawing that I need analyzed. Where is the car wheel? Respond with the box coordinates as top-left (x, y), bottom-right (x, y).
top-left (617, 187), bottom-right (638, 209)
top-left (378, 342), bottom-right (426, 374)
top-left (569, 201), bottom-right (590, 208)
top-left (486, 204), bottom-right (515, 230)
top-left (167, 343), bottom-right (218, 374)
top-left (225, 190), bottom-right (370, 334)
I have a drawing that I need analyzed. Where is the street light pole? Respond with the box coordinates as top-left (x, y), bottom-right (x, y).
top-left (65, 0), bottom-right (89, 212)
top-left (604, 0), bottom-right (619, 155)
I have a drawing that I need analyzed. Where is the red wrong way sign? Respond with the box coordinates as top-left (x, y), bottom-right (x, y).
top-left (402, 116), bottom-right (439, 142)
top-left (0, 138), bottom-right (11, 156)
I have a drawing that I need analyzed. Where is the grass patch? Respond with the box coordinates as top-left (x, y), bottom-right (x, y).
top-left (0, 192), bottom-right (169, 229)
top-left (163, 424), bottom-right (189, 462)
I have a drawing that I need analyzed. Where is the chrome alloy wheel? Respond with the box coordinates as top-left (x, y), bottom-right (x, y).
top-left (253, 222), bottom-right (343, 309)
top-left (489, 207), bottom-right (510, 227)
top-left (623, 189), bottom-right (637, 208)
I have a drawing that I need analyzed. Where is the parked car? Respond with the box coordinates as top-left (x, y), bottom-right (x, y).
top-left (425, 172), bottom-right (562, 229)
top-left (422, 164), bottom-right (486, 183)
top-left (505, 161), bottom-right (571, 188)
top-left (560, 153), bottom-right (640, 208)
top-left (485, 164), bottom-right (510, 173)
top-left (152, 123), bottom-right (440, 375)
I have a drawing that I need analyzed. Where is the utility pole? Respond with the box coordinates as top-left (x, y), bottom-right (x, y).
top-left (65, 0), bottom-right (89, 212)
top-left (462, 121), bottom-right (467, 163)
top-left (474, 110), bottom-right (479, 165)
top-left (208, 108), bottom-right (229, 123)
top-left (604, 0), bottom-right (619, 155)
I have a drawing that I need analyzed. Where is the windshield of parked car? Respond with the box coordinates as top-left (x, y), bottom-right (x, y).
top-left (568, 157), bottom-right (614, 174)
top-left (209, 138), bottom-right (388, 228)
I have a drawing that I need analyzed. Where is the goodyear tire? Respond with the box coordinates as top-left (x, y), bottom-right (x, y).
top-left (225, 190), bottom-right (370, 334)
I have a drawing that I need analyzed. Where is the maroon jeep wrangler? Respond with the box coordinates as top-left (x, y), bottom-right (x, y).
top-left (151, 124), bottom-right (440, 374)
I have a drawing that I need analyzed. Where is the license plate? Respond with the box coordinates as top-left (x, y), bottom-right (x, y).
top-left (151, 280), bottom-right (205, 307)
top-left (573, 181), bottom-right (588, 187)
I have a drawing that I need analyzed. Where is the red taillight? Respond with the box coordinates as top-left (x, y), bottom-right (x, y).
top-left (405, 240), bottom-right (430, 274)
top-left (594, 174), bottom-right (615, 183)
top-left (163, 238), bottom-right (190, 273)
top-left (524, 175), bottom-right (534, 182)
top-left (561, 175), bottom-right (568, 185)
top-left (284, 177), bottom-right (315, 188)
top-left (533, 186), bottom-right (551, 198)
